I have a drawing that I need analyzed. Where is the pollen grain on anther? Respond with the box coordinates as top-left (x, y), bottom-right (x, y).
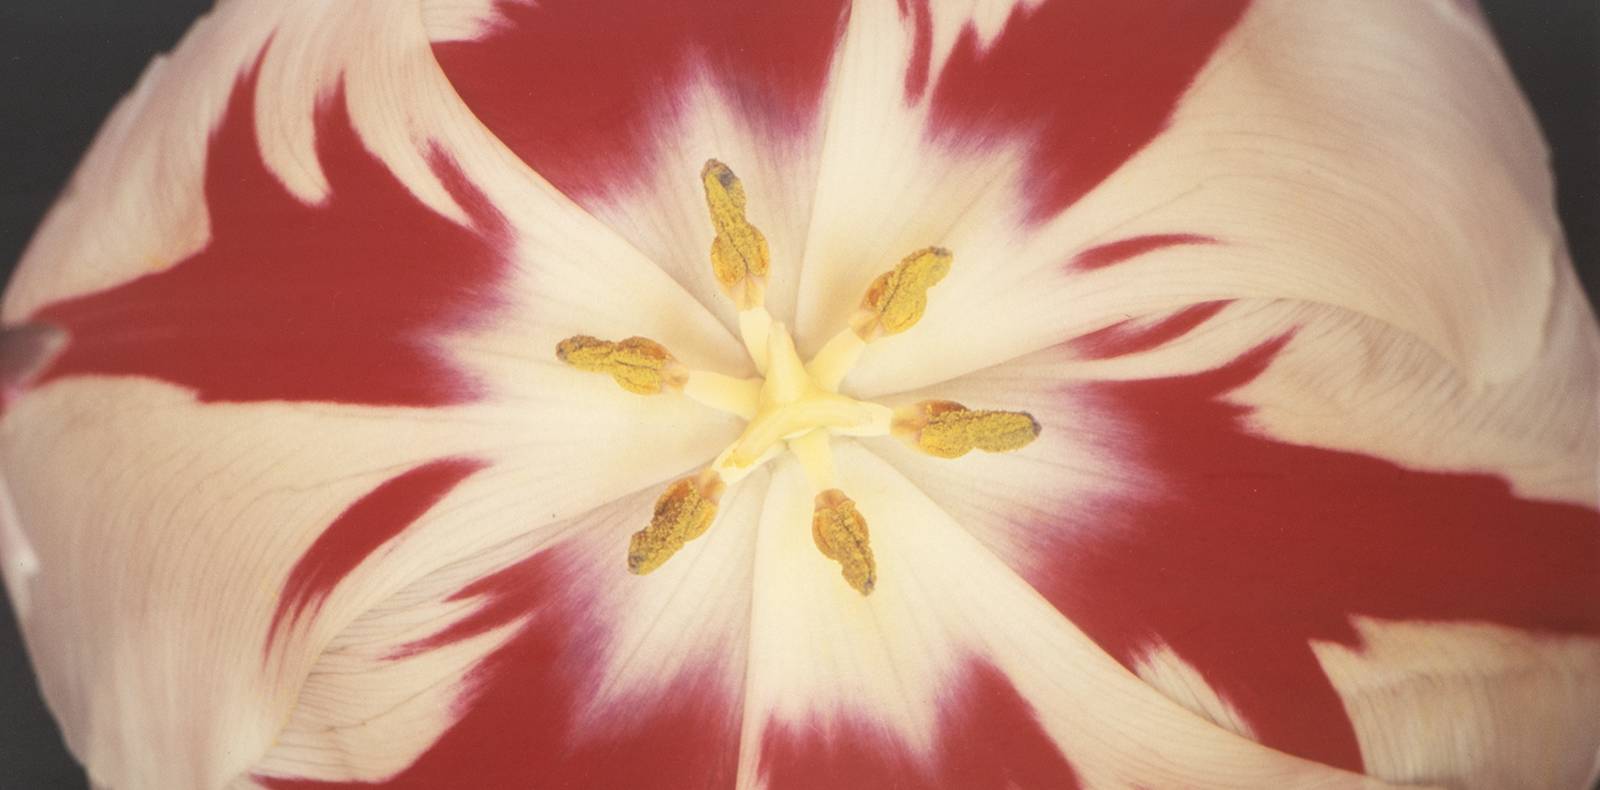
top-left (629, 473), bottom-right (724, 575)
top-left (700, 158), bottom-right (770, 310)
top-left (812, 489), bottom-right (876, 595)
top-left (555, 334), bottom-right (685, 395)
top-left (895, 400), bottom-right (1041, 459)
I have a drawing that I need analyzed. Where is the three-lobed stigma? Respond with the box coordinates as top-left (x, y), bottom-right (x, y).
top-left (557, 159), bottom-right (1041, 594)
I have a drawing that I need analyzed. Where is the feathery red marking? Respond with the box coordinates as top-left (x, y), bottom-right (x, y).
top-left (1035, 336), bottom-right (1600, 771)
top-left (1070, 233), bottom-right (1216, 272)
top-left (268, 458), bottom-right (486, 642)
top-left (28, 67), bottom-right (509, 407)
top-left (1069, 301), bottom-right (1229, 360)
top-left (928, 1), bottom-right (1247, 222)
top-left (432, 0), bottom-right (848, 204)
top-left (898, 0), bottom-right (934, 101)
top-left (760, 660), bottom-right (1080, 790)
top-left (261, 544), bottom-right (742, 789)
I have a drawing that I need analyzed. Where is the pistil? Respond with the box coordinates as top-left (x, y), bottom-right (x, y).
top-left (555, 158), bottom-right (1042, 594)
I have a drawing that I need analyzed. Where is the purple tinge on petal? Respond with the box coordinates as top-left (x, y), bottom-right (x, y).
top-left (0, 323), bottom-right (65, 415)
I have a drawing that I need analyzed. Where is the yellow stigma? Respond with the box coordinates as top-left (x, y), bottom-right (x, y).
top-left (812, 489), bottom-right (876, 595)
top-left (897, 400), bottom-right (1041, 458)
top-left (702, 159), bottom-right (770, 310)
top-left (556, 335), bottom-right (685, 395)
top-left (855, 246), bottom-right (952, 338)
top-left (629, 474), bottom-right (724, 575)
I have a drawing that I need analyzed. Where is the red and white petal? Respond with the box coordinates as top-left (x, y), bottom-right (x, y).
top-left (0, 2), bottom-right (750, 787)
top-left (0, 367), bottom-right (738, 789)
top-left (5, 3), bottom-right (493, 321)
top-left (865, 296), bottom-right (1600, 780)
top-left (428, 0), bottom-right (851, 326)
top-left (247, 472), bottom-right (763, 788)
top-left (740, 443), bottom-right (1387, 788)
top-left (792, 0), bottom-right (1247, 369)
top-left (830, 0), bottom-right (1568, 399)
top-left (6, 2), bottom-right (751, 395)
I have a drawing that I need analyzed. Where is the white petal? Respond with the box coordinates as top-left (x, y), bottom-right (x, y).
top-left (1313, 619), bottom-right (1600, 789)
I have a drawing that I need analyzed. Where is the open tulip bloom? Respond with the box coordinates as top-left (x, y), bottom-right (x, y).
top-left (2, 1), bottom-right (1598, 788)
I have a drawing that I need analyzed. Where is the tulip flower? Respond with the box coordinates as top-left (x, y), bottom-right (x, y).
top-left (2, 1), bottom-right (1597, 788)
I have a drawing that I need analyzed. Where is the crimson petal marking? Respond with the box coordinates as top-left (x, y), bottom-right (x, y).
top-left (898, 0), bottom-right (935, 101)
top-left (432, 0), bottom-right (848, 205)
top-left (262, 543), bottom-right (741, 790)
top-left (1069, 233), bottom-right (1217, 273)
top-left (928, 0), bottom-right (1248, 222)
top-left (27, 65), bottom-right (510, 407)
top-left (1069, 300), bottom-right (1231, 361)
top-left (267, 458), bottom-right (487, 645)
top-left (1038, 336), bottom-right (1600, 771)
top-left (759, 660), bottom-right (1080, 790)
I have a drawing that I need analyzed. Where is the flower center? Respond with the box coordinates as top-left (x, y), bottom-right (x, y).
top-left (555, 160), bottom-right (1040, 594)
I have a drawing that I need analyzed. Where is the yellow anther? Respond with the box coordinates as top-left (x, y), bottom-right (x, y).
top-left (628, 474), bottom-right (725, 575)
top-left (812, 489), bottom-right (876, 595)
top-left (556, 335), bottom-right (685, 395)
top-left (702, 159), bottom-right (770, 309)
top-left (854, 246), bottom-right (952, 339)
top-left (896, 400), bottom-right (1041, 459)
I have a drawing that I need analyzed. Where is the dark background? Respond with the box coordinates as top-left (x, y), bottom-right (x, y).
top-left (1, 2), bottom-right (1595, 788)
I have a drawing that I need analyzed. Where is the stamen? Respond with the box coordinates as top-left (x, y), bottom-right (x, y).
top-left (809, 246), bottom-right (952, 390)
top-left (895, 400), bottom-right (1041, 458)
top-left (812, 489), bottom-right (876, 595)
top-left (738, 307), bottom-right (773, 374)
top-left (788, 428), bottom-right (837, 489)
top-left (628, 472), bottom-right (725, 575)
top-left (702, 159), bottom-right (770, 310)
top-left (805, 329), bottom-right (865, 393)
top-left (589, 163), bottom-right (1002, 591)
top-left (853, 246), bottom-right (952, 339)
top-left (556, 335), bottom-right (686, 395)
top-left (680, 371), bottom-right (762, 419)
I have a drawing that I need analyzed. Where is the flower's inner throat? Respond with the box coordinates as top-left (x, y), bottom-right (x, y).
top-left (556, 159), bottom-right (1040, 595)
